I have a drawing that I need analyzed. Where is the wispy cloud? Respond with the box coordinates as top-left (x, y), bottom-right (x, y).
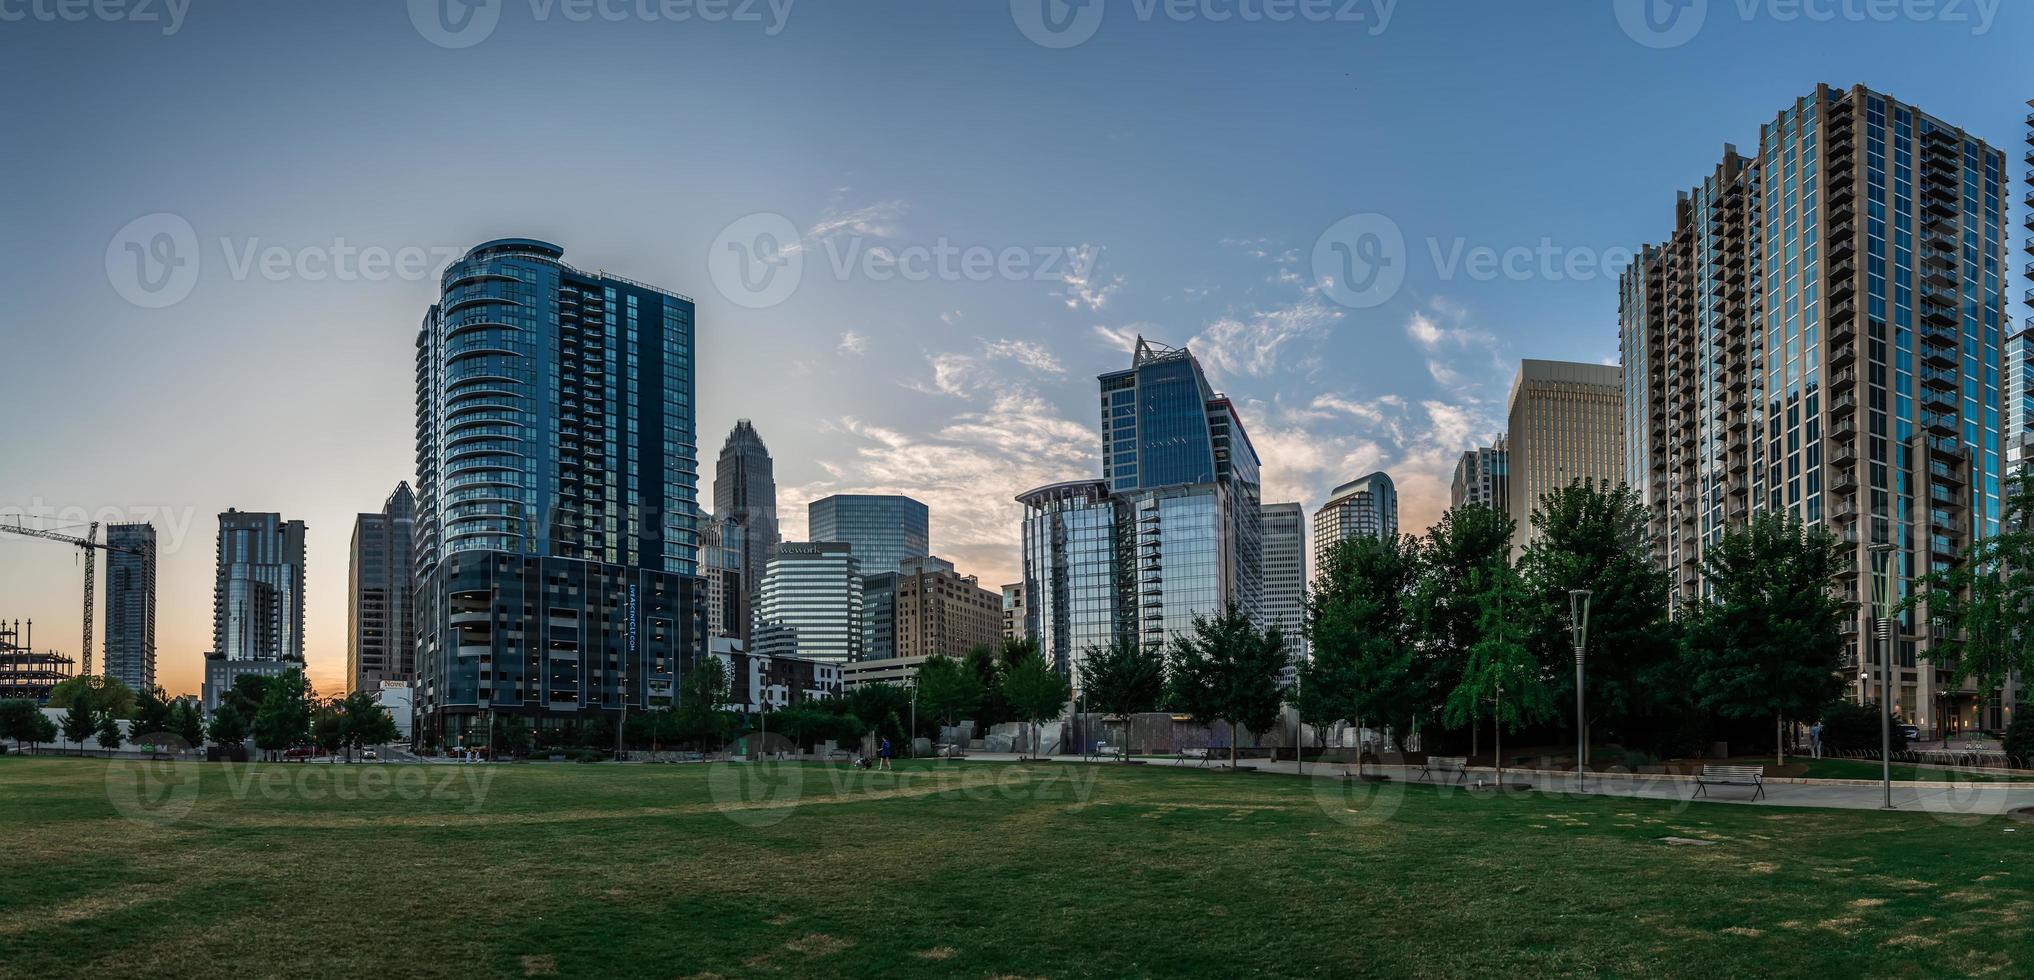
top-left (837, 330), bottom-right (868, 356)
top-left (1189, 294), bottom-right (1343, 380)
top-left (1055, 243), bottom-right (1121, 312)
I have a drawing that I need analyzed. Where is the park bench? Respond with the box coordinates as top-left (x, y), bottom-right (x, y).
top-left (1417, 756), bottom-right (1469, 784)
top-left (1177, 746), bottom-right (1219, 768)
top-left (1693, 764), bottom-right (1765, 801)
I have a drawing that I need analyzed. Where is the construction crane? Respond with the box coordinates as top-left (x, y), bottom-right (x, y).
top-left (0, 520), bottom-right (147, 677)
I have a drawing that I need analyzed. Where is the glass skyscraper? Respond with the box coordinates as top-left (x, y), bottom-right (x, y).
top-left (413, 239), bottom-right (703, 743)
top-left (755, 542), bottom-right (862, 663)
top-left (807, 493), bottom-right (929, 575)
top-left (1620, 85), bottom-right (2009, 732)
top-left (715, 420), bottom-right (779, 623)
top-left (102, 522), bottom-right (156, 694)
top-left (1312, 471), bottom-right (1398, 568)
top-left (347, 483), bottom-right (416, 694)
top-left (1260, 502), bottom-right (1307, 662)
top-left (213, 510), bottom-right (307, 663)
top-left (1017, 480), bottom-right (1121, 681)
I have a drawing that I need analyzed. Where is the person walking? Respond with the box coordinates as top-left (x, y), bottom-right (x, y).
top-left (878, 736), bottom-right (893, 771)
top-left (1809, 722), bottom-right (1824, 760)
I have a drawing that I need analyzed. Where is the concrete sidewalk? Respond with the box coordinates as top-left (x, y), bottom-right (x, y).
top-left (954, 751), bottom-right (2034, 817)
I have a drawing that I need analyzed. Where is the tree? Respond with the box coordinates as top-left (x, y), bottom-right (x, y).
top-left (1303, 534), bottom-right (1423, 771)
top-left (499, 716), bottom-right (532, 757)
top-left (312, 703), bottom-right (345, 756)
top-left (95, 711), bottom-right (123, 754)
top-left (0, 700), bottom-right (40, 751)
top-left (2003, 713), bottom-right (2033, 766)
top-left (676, 657), bottom-right (734, 750)
top-left (1168, 603), bottom-right (1289, 770)
top-left (251, 670), bottom-right (312, 760)
top-left (913, 654), bottom-right (983, 733)
top-left (338, 691), bottom-right (399, 758)
top-left (1002, 652), bottom-right (1071, 760)
top-left (1686, 513), bottom-right (1850, 765)
top-left (1414, 504), bottom-right (1518, 745)
top-left (1077, 636), bottom-right (1165, 760)
top-left (128, 688), bottom-right (173, 746)
top-left (1443, 560), bottom-right (1552, 784)
top-left (1820, 699), bottom-right (1907, 754)
top-left (47, 675), bottom-right (138, 720)
top-left (1909, 469), bottom-right (2034, 702)
top-left (172, 700), bottom-right (205, 750)
top-left (963, 645), bottom-right (1012, 728)
top-left (223, 674), bottom-right (271, 723)
top-left (1517, 481), bottom-right (1677, 755)
top-left (208, 704), bottom-right (249, 748)
top-left (31, 713), bottom-right (57, 751)
top-left (61, 699), bottom-right (97, 756)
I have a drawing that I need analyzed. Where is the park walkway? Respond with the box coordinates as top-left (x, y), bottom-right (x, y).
top-left (956, 751), bottom-right (2034, 817)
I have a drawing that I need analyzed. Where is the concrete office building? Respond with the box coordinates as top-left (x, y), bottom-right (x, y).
top-left (1450, 437), bottom-right (1510, 514)
top-left (1619, 85), bottom-right (2009, 731)
top-left (893, 555), bottom-right (1002, 660)
top-left (214, 510), bottom-right (307, 663)
top-left (754, 542), bottom-right (861, 664)
top-left (102, 523), bottom-right (156, 693)
top-left (808, 494), bottom-right (929, 576)
top-left (1506, 360), bottom-right (1624, 556)
top-left (1000, 582), bottom-right (1028, 642)
top-left (412, 239), bottom-right (705, 743)
top-left (1312, 472), bottom-right (1397, 568)
top-left (347, 483), bottom-right (416, 693)
top-left (1260, 502), bottom-right (1307, 661)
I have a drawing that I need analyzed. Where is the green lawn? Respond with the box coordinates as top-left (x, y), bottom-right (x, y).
top-left (1796, 758), bottom-right (2034, 783)
top-left (0, 756), bottom-right (2028, 978)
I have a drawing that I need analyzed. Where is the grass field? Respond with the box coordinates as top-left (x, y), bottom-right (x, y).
top-left (1798, 758), bottom-right (2034, 783)
top-left (1, 756), bottom-right (2029, 978)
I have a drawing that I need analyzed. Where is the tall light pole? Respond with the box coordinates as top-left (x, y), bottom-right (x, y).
top-left (1568, 588), bottom-right (1592, 789)
top-left (1869, 539), bottom-right (1897, 809)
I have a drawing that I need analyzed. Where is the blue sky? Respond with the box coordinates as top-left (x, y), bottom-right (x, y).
top-left (0, 0), bottom-right (2027, 694)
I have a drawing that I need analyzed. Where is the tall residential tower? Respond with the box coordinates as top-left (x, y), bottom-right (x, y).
top-left (347, 483), bottom-right (417, 693)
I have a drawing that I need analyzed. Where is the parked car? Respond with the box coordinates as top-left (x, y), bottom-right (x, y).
top-left (361, 749), bottom-right (378, 761)
top-left (1900, 724), bottom-right (1922, 742)
top-left (283, 746), bottom-right (314, 761)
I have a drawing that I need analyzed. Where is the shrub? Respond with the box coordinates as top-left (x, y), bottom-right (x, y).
top-left (2004, 714), bottom-right (2034, 767)
top-left (1820, 699), bottom-right (1908, 754)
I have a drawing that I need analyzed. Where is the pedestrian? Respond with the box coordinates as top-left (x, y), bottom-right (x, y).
top-left (878, 735), bottom-right (893, 771)
top-left (1809, 722), bottom-right (1823, 760)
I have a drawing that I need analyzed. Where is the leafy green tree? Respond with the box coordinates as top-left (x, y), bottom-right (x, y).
top-left (127, 688), bottom-right (173, 744)
top-left (1414, 504), bottom-right (1517, 731)
top-left (208, 704), bottom-right (249, 747)
top-left (31, 713), bottom-right (57, 751)
top-left (339, 691), bottom-right (400, 758)
top-left (499, 716), bottom-right (532, 757)
top-left (312, 703), bottom-right (345, 756)
top-left (1909, 469), bottom-right (2034, 702)
top-left (47, 675), bottom-right (137, 720)
top-left (0, 700), bottom-right (40, 750)
top-left (172, 700), bottom-right (205, 750)
top-left (676, 657), bottom-right (734, 750)
top-left (1303, 534), bottom-right (1423, 766)
top-left (60, 699), bottom-right (97, 756)
top-left (1686, 513), bottom-right (1850, 765)
top-left (1444, 561), bottom-right (1551, 782)
top-left (963, 645), bottom-right (1012, 728)
top-left (2003, 713), bottom-right (2033, 765)
top-left (1517, 481), bottom-right (1677, 754)
top-left (848, 683), bottom-right (914, 747)
top-left (251, 670), bottom-right (312, 760)
top-left (1820, 699), bottom-right (1907, 754)
top-left (1077, 636), bottom-right (1165, 760)
top-left (224, 674), bottom-right (271, 722)
top-left (1002, 652), bottom-right (1071, 759)
top-left (1168, 603), bottom-right (1289, 769)
top-left (95, 711), bottom-right (123, 754)
top-left (914, 654), bottom-right (983, 731)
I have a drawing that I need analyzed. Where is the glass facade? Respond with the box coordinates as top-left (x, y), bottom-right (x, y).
top-left (1018, 481), bottom-right (1122, 680)
top-left (213, 510), bottom-right (307, 663)
top-left (347, 483), bottom-right (416, 693)
top-left (860, 571), bottom-right (897, 660)
top-left (807, 493), bottom-right (929, 575)
top-left (714, 420), bottom-right (779, 629)
top-left (102, 522), bottom-right (157, 693)
top-left (755, 542), bottom-right (862, 663)
top-left (1259, 502), bottom-right (1307, 662)
top-left (1312, 471), bottom-right (1398, 568)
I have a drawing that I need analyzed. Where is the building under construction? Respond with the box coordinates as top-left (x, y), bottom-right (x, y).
top-left (0, 619), bottom-right (75, 703)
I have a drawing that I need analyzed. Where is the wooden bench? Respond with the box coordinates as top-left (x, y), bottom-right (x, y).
top-left (1417, 756), bottom-right (1469, 783)
top-left (1694, 765), bottom-right (1765, 801)
top-left (1177, 746), bottom-right (1219, 768)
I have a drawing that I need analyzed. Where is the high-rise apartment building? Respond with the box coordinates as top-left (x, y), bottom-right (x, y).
top-left (1260, 502), bottom-right (1307, 661)
top-left (755, 542), bottom-right (861, 663)
top-left (1619, 85), bottom-right (2008, 731)
top-left (1450, 436), bottom-right (1509, 514)
top-left (860, 571), bottom-right (898, 660)
top-left (213, 510), bottom-right (307, 663)
top-left (412, 239), bottom-right (704, 743)
top-left (807, 494), bottom-right (929, 575)
top-left (102, 523), bottom-right (156, 693)
top-left (1313, 472), bottom-right (1397, 568)
top-left (1506, 360), bottom-right (1624, 556)
top-left (2014, 101), bottom-right (2034, 481)
top-left (700, 514), bottom-right (746, 640)
top-left (715, 420), bottom-right (779, 620)
top-left (893, 555), bottom-right (1002, 659)
top-left (1019, 337), bottom-right (1265, 684)
top-left (348, 483), bottom-right (416, 694)
top-left (1000, 582), bottom-right (1029, 642)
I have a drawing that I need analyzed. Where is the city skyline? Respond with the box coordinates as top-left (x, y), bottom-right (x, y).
top-left (2, 4), bottom-right (2029, 697)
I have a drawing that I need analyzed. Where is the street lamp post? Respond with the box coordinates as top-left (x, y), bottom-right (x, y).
top-left (1869, 541), bottom-right (1897, 809)
top-left (1568, 589), bottom-right (1593, 790)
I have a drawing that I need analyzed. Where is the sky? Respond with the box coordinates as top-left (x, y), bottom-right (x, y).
top-left (0, 0), bottom-right (2029, 697)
